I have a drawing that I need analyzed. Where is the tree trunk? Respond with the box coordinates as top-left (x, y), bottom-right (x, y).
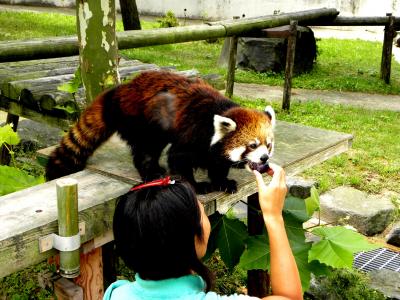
top-left (119, 0), bottom-right (141, 30)
top-left (76, 0), bottom-right (120, 104)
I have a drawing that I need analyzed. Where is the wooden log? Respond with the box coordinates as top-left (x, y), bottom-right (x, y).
top-left (0, 98), bottom-right (76, 130)
top-left (247, 193), bottom-right (270, 297)
top-left (0, 8), bottom-right (339, 62)
top-left (56, 178), bottom-right (80, 278)
top-left (282, 20), bottom-right (298, 111)
top-left (225, 36), bottom-right (238, 98)
top-left (380, 13), bottom-right (395, 84)
top-left (54, 277), bottom-right (84, 300)
top-left (0, 112), bottom-right (19, 165)
top-left (305, 15), bottom-right (400, 26)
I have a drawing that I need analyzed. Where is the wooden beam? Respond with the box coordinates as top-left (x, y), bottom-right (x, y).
top-left (0, 8), bottom-right (339, 62)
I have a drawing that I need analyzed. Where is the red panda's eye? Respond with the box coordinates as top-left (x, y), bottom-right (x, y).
top-left (267, 143), bottom-right (272, 150)
top-left (249, 143), bottom-right (257, 149)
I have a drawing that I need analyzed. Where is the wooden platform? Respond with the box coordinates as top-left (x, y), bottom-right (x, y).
top-left (0, 120), bottom-right (353, 278)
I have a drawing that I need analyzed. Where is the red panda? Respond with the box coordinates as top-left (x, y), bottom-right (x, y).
top-left (46, 71), bottom-right (275, 194)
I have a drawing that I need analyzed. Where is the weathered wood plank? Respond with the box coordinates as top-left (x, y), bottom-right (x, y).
top-left (0, 170), bottom-right (132, 279)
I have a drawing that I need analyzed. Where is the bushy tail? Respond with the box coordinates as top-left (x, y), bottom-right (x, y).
top-left (45, 92), bottom-right (116, 181)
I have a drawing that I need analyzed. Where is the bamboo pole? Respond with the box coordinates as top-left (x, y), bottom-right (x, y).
top-left (282, 20), bottom-right (298, 111)
top-left (56, 178), bottom-right (80, 278)
top-left (0, 8), bottom-right (339, 62)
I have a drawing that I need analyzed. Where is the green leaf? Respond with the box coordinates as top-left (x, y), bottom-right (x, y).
top-left (305, 186), bottom-right (320, 217)
top-left (216, 215), bottom-right (248, 270)
top-left (238, 234), bottom-right (270, 271)
top-left (0, 166), bottom-right (44, 196)
top-left (0, 124), bottom-right (20, 147)
top-left (57, 67), bottom-right (82, 94)
top-left (283, 195), bottom-right (310, 223)
top-left (54, 104), bottom-right (78, 114)
top-left (309, 226), bottom-right (380, 269)
top-left (204, 212), bottom-right (223, 261)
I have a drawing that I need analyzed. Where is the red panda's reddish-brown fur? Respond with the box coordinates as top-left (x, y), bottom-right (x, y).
top-left (46, 71), bottom-right (274, 194)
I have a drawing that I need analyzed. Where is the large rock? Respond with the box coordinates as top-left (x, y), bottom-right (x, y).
top-left (368, 269), bottom-right (400, 300)
top-left (319, 186), bottom-right (395, 236)
top-left (236, 26), bottom-right (317, 74)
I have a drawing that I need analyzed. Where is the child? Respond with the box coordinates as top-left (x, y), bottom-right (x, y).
top-left (104, 164), bottom-right (302, 300)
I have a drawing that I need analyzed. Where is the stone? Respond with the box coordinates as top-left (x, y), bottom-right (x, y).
top-left (286, 176), bottom-right (316, 199)
top-left (319, 186), bottom-right (395, 236)
top-left (236, 26), bottom-right (317, 74)
top-left (386, 221), bottom-right (400, 247)
top-left (368, 269), bottom-right (400, 300)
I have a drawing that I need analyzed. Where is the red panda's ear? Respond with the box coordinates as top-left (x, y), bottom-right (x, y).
top-left (211, 115), bottom-right (237, 145)
top-left (265, 106), bottom-right (276, 129)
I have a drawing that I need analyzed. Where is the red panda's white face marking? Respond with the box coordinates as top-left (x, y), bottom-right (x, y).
top-left (214, 106), bottom-right (276, 172)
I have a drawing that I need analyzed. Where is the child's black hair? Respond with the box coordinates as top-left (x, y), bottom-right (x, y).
top-left (113, 180), bottom-right (214, 291)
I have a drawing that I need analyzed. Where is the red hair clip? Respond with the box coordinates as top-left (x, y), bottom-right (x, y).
top-left (130, 176), bottom-right (175, 191)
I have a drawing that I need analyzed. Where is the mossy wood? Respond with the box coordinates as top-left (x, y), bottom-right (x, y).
top-left (0, 121), bottom-right (352, 278)
top-left (0, 8), bottom-right (339, 62)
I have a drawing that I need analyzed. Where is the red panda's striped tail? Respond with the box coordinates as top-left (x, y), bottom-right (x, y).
top-left (45, 92), bottom-right (116, 181)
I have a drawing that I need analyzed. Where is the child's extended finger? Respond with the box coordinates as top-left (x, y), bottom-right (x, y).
top-left (253, 170), bottom-right (266, 190)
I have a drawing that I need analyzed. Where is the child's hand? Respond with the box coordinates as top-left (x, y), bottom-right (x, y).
top-left (253, 163), bottom-right (287, 220)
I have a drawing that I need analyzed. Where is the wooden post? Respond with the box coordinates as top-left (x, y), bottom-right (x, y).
top-left (225, 16), bottom-right (240, 98)
top-left (247, 193), bottom-right (270, 297)
top-left (282, 20), bottom-right (298, 111)
top-left (56, 178), bottom-right (80, 278)
top-left (73, 247), bottom-right (104, 299)
top-left (380, 13), bottom-right (395, 84)
top-left (0, 113), bottom-right (19, 165)
top-left (225, 35), bottom-right (238, 98)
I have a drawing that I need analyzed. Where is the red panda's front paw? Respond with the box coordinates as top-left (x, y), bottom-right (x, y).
top-left (213, 179), bottom-right (238, 194)
top-left (194, 182), bottom-right (214, 194)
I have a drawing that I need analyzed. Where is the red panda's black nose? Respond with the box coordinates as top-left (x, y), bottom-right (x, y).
top-left (260, 154), bottom-right (269, 163)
